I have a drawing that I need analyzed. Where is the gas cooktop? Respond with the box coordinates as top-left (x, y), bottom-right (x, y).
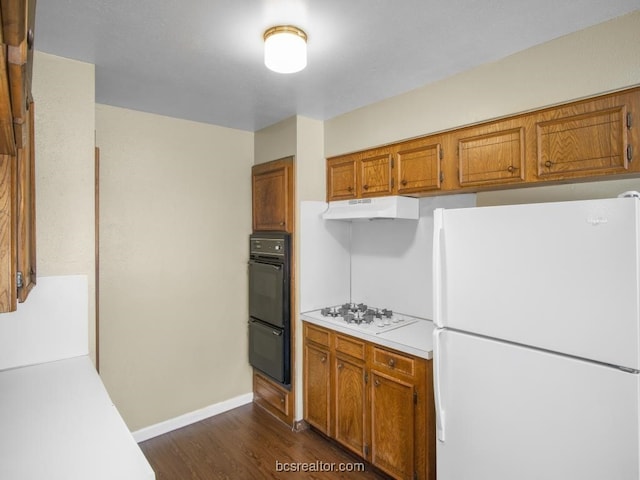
top-left (301, 303), bottom-right (421, 334)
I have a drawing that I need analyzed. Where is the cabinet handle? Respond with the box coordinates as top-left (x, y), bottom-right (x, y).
top-left (401, 179), bottom-right (407, 186)
top-left (544, 160), bottom-right (553, 168)
top-left (363, 184), bottom-right (369, 190)
top-left (279, 222), bottom-right (285, 226)
top-left (337, 363), bottom-right (344, 369)
top-left (388, 358), bottom-right (396, 368)
top-left (347, 186), bottom-right (353, 192)
top-left (374, 379), bottom-right (380, 387)
top-left (280, 396), bottom-right (285, 404)
top-left (507, 165), bottom-right (517, 173)
top-left (320, 355), bottom-right (327, 363)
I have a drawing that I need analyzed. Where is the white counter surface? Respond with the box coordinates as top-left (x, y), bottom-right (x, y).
top-left (301, 313), bottom-right (434, 360)
top-left (0, 356), bottom-right (155, 480)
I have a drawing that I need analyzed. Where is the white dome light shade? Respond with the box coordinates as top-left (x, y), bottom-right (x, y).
top-left (264, 26), bottom-right (307, 74)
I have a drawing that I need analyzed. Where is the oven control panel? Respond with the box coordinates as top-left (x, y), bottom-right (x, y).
top-left (250, 235), bottom-right (288, 257)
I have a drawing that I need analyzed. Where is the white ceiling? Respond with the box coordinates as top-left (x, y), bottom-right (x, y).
top-left (35, 1), bottom-right (639, 132)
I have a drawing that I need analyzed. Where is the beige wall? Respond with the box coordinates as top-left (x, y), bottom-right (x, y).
top-left (254, 116), bottom-right (296, 164)
top-left (32, 52), bottom-right (97, 360)
top-left (96, 105), bottom-right (254, 430)
top-left (296, 117), bottom-right (325, 203)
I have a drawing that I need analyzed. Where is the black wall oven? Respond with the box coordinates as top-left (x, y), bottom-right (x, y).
top-left (248, 232), bottom-right (290, 386)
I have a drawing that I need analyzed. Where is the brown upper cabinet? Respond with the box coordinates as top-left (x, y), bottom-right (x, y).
top-left (358, 148), bottom-right (394, 197)
top-left (535, 93), bottom-right (634, 180)
top-left (396, 138), bottom-right (443, 195)
top-left (326, 138), bottom-right (445, 202)
top-left (252, 156), bottom-right (294, 233)
top-left (0, 0), bottom-right (37, 313)
top-left (326, 86), bottom-right (640, 200)
top-left (326, 154), bottom-right (358, 200)
top-left (453, 121), bottom-right (526, 188)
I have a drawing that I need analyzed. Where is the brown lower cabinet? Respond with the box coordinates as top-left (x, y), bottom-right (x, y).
top-left (303, 322), bottom-right (435, 480)
top-left (253, 371), bottom-right (293, 425)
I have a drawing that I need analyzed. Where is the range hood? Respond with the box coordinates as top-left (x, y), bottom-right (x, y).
top-left (322, 195), bottom-right (419, 221)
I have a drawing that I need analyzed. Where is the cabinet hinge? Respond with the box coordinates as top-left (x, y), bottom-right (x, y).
top-left (16, 271), bottom-right (23, 289)
top-left (364, 444), bottom-right (369, 456)
top-left (439, 148), bottom-right (443, 160)
top-left (414, 472), bottom-right (418, 480)
top-left (627, 112), bottom-right (633, 129)
top-left (391, 177), bottom-right (395, 189)
top-left (439, 171), bottom-right (444, 183)
top-left (628, 144), bottom-right (633, 163)
top-left (364, 371), bottom-right (369, 384)
top-left (413, 390), bottom-right (418, 405)
top-left (391, 157), bottom-right (394, 168)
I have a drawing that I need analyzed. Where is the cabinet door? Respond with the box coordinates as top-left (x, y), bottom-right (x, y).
top-left (457, 126), bottom-right (525, 187)
top-left (252, 158), bottom-right (292, 232)
top-left (326, 156), bottom-right (357, 201)
top-left (370, 372), bottom-right (415, 480)
top-left (304, 342), bottom-right (330, 435)
top-left (396, 141), bottom-right (442, 194)
top-left (359, 150), bottom-right (393, 197)
top-left (17, 99), bottom-right (35, 302)
top-left (536, 106), bottom-right (629, 179)
top-left (253, 371), bottom-right (292, 424)
top-left (0, 152), bottom-right (17, 312)
top-left (334, 355), bottom-right (366, 457)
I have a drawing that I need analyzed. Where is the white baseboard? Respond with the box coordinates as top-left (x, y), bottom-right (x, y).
top-left (132, 392), bottom-right (254, 443)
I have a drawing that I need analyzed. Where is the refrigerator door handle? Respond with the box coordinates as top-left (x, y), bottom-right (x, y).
top-left (433, 208), bottom-right (445, 328)
top-left (433, 327), bottom-right (446, 443)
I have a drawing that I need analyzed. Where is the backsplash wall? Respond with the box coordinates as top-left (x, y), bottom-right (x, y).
top-left (350, 195), bottom-right (475, 318)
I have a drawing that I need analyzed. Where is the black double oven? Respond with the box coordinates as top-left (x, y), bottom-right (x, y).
top-left (248, 232), bottom-right (290, 386)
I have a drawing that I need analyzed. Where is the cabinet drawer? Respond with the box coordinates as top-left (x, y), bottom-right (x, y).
top-left (334, 333), bottom-right (366, 360)
top-left (305, 323), bottom-right (330, 347)
top-left (254, 372), bottom-right (289, 417)
top-left (371, 347), bottom-right (415, 377)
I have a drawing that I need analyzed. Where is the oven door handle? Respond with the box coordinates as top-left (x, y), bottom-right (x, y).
top-left (248, 260), bottom-right (282, 270)
top-left (249, 319), bottom-right (283, 336)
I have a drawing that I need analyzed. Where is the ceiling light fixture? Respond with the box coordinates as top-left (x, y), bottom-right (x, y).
top-left (263, 25), bottom-right (307, 74)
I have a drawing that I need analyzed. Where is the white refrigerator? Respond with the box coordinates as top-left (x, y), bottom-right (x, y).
top-left (432, 196), bottom-right (640, 480)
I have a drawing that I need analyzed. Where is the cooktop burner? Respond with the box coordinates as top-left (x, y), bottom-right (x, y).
top-left (302, 303), bottom-right (420, 334)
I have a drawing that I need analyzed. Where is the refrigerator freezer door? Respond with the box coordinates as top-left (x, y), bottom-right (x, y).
top-left (434, 197), bottom-right (640, 370)
top-left (435, 329), bottom-right (640, 480)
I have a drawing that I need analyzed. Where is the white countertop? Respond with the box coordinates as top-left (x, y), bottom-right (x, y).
top-left (301, 312), bottom-right (434, 360)
top-left (0, 356), bottom-right (155, 480)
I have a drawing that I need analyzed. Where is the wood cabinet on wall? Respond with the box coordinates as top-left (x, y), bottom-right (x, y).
top-left (252, 156), bottom-right (294, 233)
top-left (326, 147), bottom-right (395, 201)
top-left (533, 91), bottom-right (636, 181)
top-left (326, 86), bottom-right (640, 200)
top-left (0, 0), bottom-right (37, 312)
top-left (326, 138), bottom-right (444, 202)
top-left (450, 118), bottom-right (526, 189)
top-left (303, 322), bottom-right (435, 480)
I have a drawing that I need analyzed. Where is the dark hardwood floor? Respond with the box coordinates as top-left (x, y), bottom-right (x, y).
top-left (139, 403), bottom-right (390, 479)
